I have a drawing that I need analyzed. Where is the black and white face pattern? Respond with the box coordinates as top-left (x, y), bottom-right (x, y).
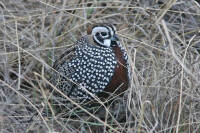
top-left (92, 24), bottom-right (119, 47)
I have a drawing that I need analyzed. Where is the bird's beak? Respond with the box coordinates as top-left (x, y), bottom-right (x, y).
top-left (111, 34), bottom-right (119, 41)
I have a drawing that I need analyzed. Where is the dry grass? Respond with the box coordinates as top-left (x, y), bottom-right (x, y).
top-left (0, 0), bottom-right (200, 132)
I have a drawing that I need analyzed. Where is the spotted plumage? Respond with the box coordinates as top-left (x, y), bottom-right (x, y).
top-left (50, 24), bottom-right (131, 102)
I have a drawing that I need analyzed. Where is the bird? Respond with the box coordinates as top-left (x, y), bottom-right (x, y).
top-left (50, 23), bottom-right (131, 103)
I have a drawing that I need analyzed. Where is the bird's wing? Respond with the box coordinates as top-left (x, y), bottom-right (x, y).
top-left (50, 36), bottom-right (89, 99)
top-left (50, 45), bottom-right (77, 97)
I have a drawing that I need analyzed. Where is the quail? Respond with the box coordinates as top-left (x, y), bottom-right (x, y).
top-left (50, 23), bottom-right (131, 102)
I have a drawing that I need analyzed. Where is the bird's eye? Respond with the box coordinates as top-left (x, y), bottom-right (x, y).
top-left (101, 32), bottom-right (107, 36)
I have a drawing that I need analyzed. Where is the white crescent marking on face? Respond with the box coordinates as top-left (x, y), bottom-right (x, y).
top-left (92, 27), bottom-right (108, 36)
top-left (92, 26), bottom-right (112, 47)
top-left (103, 39), bottom-right (111, 47)
top-left (93, 34), bottom-right (103, 46)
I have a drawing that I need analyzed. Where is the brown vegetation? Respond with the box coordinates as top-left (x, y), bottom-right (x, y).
top-left (0, 0), bottom-right (200, 132)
